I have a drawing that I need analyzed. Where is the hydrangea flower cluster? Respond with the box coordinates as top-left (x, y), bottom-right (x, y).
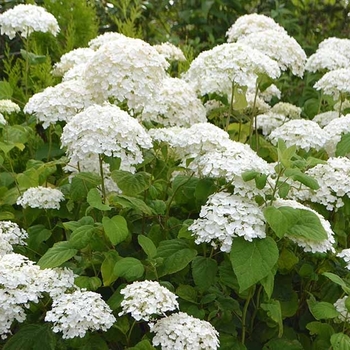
top-left (45, 289), bottom-right (116, 339)
top-left (0, 100), bottom-right (20, 114)
top-left (305, 49), bottom-right (350, 73)
top-left (0, 4), bottom-right (59, 39)
top-left (153, 42), bottom-right (186, 62)
top-left (61, 104), bottom-right (153, 172)
top-left (88, 31), bottom-right (127, 50)
top-left (312, 111), bottom-right (341, 127)
top-left (268, 119), bottom-right (327, 151)
top-left (260, 84), bottom-right (281, 102)
top-left (119, 280), bottom-right (179, 321)
top-left (273, 199), bottom-right (335, 253)
top-left (0, 221), bottom-right (28, 257)
top-left (189, 191), bottom-right (266, 252)
top-left (317, 37), bottom-right (350, 61)
top-left (337, 249), bottom-right (350, 270)
top-left (16, 186), bottom-right (65, 210)
top-left (323, 115), bottom-right (350, 156)
top-left (255, 112), bottom-right (289, 136)
top-left (334, 296), bottom-right (350, 323)
top-left (150, 312), bottom-right (220, 350)
top-left (270, 102), bottom-right (302, 119)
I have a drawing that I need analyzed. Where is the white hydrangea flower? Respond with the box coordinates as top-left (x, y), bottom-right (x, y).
top-left (0, 100), bottom-right (20, 114)
top-left (268, 119), bottom-right (327, 151)
top-left (24, 79), bottom-right (100, 129)
top-left (141, 77), bottom-right (207, 127)
top-left (88, 31), bottom-right (127, 50)
top-left (237, 30), bottom-right (306, 77)
top-left (246, 92), bottom-right (271, 113)
top-left (61, 104), bottom-right (153, 172)
top-left (0, 113), bottom-right (6, 125)
top-left (318, 37), bottom-right (350, 61)
top-left (150, 311), bottom-right (219, 350)
top-left (226, 13), bottom-right (287, 42)
top-left (0, 221), bottom-right (27, 257)
top-left (323, 114), bottom-right (350, 156)
top-left (153, 42), bottom-right (186, 62)
top-left (255, 112), bottom-right (290, 136)
top-left (305, 49), bottom-right (350, 73)
top-left (52, 48), bottom-right (95, 77)
top-left (84, 37), bottom-right (169, 113)
top-left (16, 186), bottom-right (65, 210)
top-left (45, 289), bottom-right (116, 339)
top-left (334, 296), bottom-right (350, 323)
top-left (337, 249), bottom-right (350, 270)
top-left (260, 84), bottom-right (281, 102)
top-left (270, 102), bottom-right (302, 119)
top-left (312, 111), bottom-right (341, 127)
top-left (182, 43), bottom-right (281, 97)
top-left (273, 199), bottom-right (335, 253)
top-left (291, 157), bottom-right (350, 211)
top-left (189, 191), bottom-right (266, 252)
top-left (119, 280), bottom-right (179, 321)
top-left (0, 4), bottom-right (59, 39)
top-left (314, 68), bottom-right (350, 100)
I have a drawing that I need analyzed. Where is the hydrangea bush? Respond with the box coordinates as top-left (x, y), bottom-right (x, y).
top-left (2, 2), bottom-right (350, 350)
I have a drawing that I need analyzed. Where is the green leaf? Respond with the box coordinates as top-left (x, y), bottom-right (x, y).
top-left (241, 170), bottom-right (260, 182)
top-left (261, 299), bottom-right (283, 337)
top-left (284, 168), bottom-right (319, 190)
top-left (69, 225), bottom-right (94, 249)
top-left (307, 299), bottom-right (339, 320)
top-left (20, 49), bottom-right (47, 65)
top-left (260, 272), bottom-right (275, 299)
top-left (111, 170), bottom-right (151, 195)
top-left (101, 250), bottom-right (120, 286)
top-left (74, 276), bottom-right (102, 291)
top-left (114, 257), bottom-right (145, 281)
top-left (38, 241), bottom-right (77, 268)
top-left (255, 173), bottom-right (267, 189)
top-left (331, 333), bottom-right (350, 350)
top-left (102, 215), bottom-right (129, 246)
top-left (264, 206), bottom-right (293, 238)
top-left (232, 85), bottom-right (248, 110)
top-left (230, 237), bottom-right (279, 292)
top-left (263, 337), bottom-right (303, 350)
top-left (112, 194), bottom-right (154, 215)
top-left (192, 256), bottom-right (217, 290)
top-left (87, 188), bottom-right (111, 211)
top-left (306, 321), bottom-right (334, 339)
top-left (278, 248), bottom-right (299, 272)
top-left (176, 284), bottom-right (197, 303)
top-left (0, 81), bottom-right (13, 99)
top-left (138, 235), bottom-right (157, 258)
top-left (336, 133), bottom-right (350, 157)
top-left (27, 225), bottom-right (52, 250)
top-left (323, 272), bottom-right (350, 294)
top-left (128, 339), bottom-right (156, 350)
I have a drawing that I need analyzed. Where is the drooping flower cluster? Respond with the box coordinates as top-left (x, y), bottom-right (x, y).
top-left (119, 280), bottom-right (179, 321)
top-left (61, 104), bottom-right (153, 172)
top-left (0, 221), bottom-right (28, 257)
top-left (150, 312), bottom-right (220, 350)
top-left (0, 100), bottom-right (20, 114)
top-left (337, 249), bottom-right (350, 270)
top-left (0, 4), bottom-right (59, 39)
top-left (45, 289), bottom-right (116, 339)
top-left (16, 186), bottom-right (65, 210)
top-left (153, 42), bottom-right (186, 62)
top-left (189, 191), bottom-right (266, 252)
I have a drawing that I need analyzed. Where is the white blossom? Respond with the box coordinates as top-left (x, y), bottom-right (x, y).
top-left (88, 32), bottom-right (127, 50)
top-left (0, 221), bottom-right (27, 257)
top-left (334, 296), bottom-right (350, 323)
top-left (270, 102), bottom-right (302, 119)
top-left (0, 4), bottom-right (59, 39)
top-left (153, 42), bottom-right (186, 62)
top-left (260, 84), bottom-right (281, 102)
top-left (318, 37), bottom-right (350, 61)
top-left (0, 100), bottom-right (20, 114)
top-left (312, 111), bottom-right (341, 127)
top-left (324, 114), bottom-right (350, 156)
top-left (0, 113), bottom-right (6, 125)
top-left (255, 112), bottom-right (290, 136)
top-left (45, 289), bottom-right (116, 339)
top-left (305, 49), bottom-right (350, 73)
top-left (16, 186), bottom-right (65, 210)
top-left (119, 280), bottom-right (179, 321)
top-left (337, 249), bottom-right (350, 270)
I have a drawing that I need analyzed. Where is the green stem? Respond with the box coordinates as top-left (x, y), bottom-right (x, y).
top-left (225, 81), bottom-right (235, 132)
top-left (249, 80), bottom-right (259, 148)
top-left (241, 290), bottom-right (253, 345)
top-left (126, 320), bottom-right (137, 346)
top-left (99, 154), bottom-right (106, 204)
top-left (47, 125), bottom-right (53, 162)
top-left (339, 93), bottom-right (344, 118)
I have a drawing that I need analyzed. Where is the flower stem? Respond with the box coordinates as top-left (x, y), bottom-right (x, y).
top-left (99, 154), bottom-right (107, 204)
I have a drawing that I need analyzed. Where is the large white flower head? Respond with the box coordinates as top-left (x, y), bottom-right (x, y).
top-left (153, 42), bottom-right (186, 62)
top-left (45, 289), bottom-right (116, 339)
top-left (61, 104), bottom-right (152, 172)
top-left (141, 77), bottom-right (207, 127)
top-left (88, 32), bottom-right (128, 50)
top-left (0, 113), bottom-right (6, 126)
top-left (150, 311), bottom-right (219, 350)
top-left (226, 13), bottom-right (287, 42)
top-left (24, 79), bottom-right (99, 129)
top-left (0, 100), bottom-right (20, 114)
top-left (305, 49), bottom-right (350, 73)
top-left (0, 4), bottom-right (59, 39)
top-left (318, 37), bottom-right (350, 61)
top-left (260, 84), bottom-right (281, 102)
top-left (119, 280), bottom-right (179, 321)
top-left (291, 157), bottom-right (350, 211)
top-left (255, 112), bottom-right (290, 136)
top-left (334, 296), bottom-right (350, 323)
top-left (268, 119), bottom-right (327, 151)
top-left (337, 249), bottom-right (350, 270)
top-left (182, 43), bottom-right (281, 97)
top-left (273, 199), bottom-right (335, 253)
top-left (270, 102), bottom-right (302, 119)
top-left (314, 68), bottom-right (350, 100)
top-left (237, 30), bottom-right (306, 77)
top-left (16, 186), bottom-right (65, 210)
top-left (312, 111), bottom-right (341, 128)
top-left (189, 191), bottom-right (266, 252)
top-left (84, 37), bottom-right (169, 113)
top-left (0, 221), bottom-right (27, 257)
top-left (324, 114), bottom-right (350, 156)
top-left (51, 48), bottom-right (95, 77)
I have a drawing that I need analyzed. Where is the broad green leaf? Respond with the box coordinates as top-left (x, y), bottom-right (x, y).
top-left (79, 335), bottom-right (109, 350)
top-left (27, 225), bottom-right (52, 250)
top-left (87, 188), bottom-right (111, 211)
top-left (194, 178), bottom-right (216, 203)
top-left (111, 170), bottom-right (151, 195)
top-left (261, 300), bottom-right (283, 337)
top-left (68, 225), bottom-right (94, 249)
top-left (17, 169), bottom-right (39, 189)
top-left (107, 285), bottom-right (126, 311)
top-left (278, 248), bottom-right (299, 272)
top-left (336, 133), bottom-right (350, 157)
top-left (306, 321), bottom-right (334, 339)
top-left (138, 235), bottom-right (157, 258)
top-left (230, 237), bottom-right (279, 292)
top-left (102, 215), bottom-right (129, 246)
top-left (323, 272), bottom-right (350, 294)
top-left (70, 172), bottom-right (101, 201)
top-left (20, 49), bottom-right (47, 65)
top-left (263, 337), bottom-right (303, 350)
top-left (255, 173), bottom-right (267, 189)
top-left (112, 194), bottom-right (154, 215)
top-left (241, 170), bottom-right (260, 182)
top-left (307, 298), bottom-right (339, 320)
top-left (176, 284), bottom-right (197, 303)
top-left (101, 251), bottom-right (120, 286)
top-left (260, 272), bottom-right (275, 299)
top-left (0, 141), bottom-right (16, 154)
top-left (63, 216), bottom-right (95, 231)
top-left (264, 206), bottom-right (293, 238)
top-left (75, 276), bottom-right (102, 291)
top-left (38, 241), bottom-right (77, 268)
top-left (114, 257), bottom-right (144, 281)
top-left (331, 333), bottom-right (350, 350)
top-left (192, 256), bottom-right (217, 290)
top-left (7, 125), bottom-right (31, 144)
top-left (128, 339), bottom-right (156, 350)
top-left (284, 168), bottom-right (319, 190)
top-left (0, 81), bottom-right (13, 99)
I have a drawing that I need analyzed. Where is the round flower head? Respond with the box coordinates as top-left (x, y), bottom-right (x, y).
top-left (24, 79), bottom-right (100, 129)
top-left (153, 42), bottom-right (186, 62)
top-left (268, 119), bottom-right (327, 151)
top-left (312, 111), bottom-right (341, 127)
top-left (237, 30), bottom-right (306, 77)
top-left (84, 37), bottom-right (169, 113)
top-left (314, 68), bottom-right (350, 100)
top-left (0, 100), bottom-right (20, 114)
top-left (61, 104), bottom-right (153, 172)
top-left (141, 77), bottom-right (207, 127)
top-left (0, 221), bottom-right (27, 257)
top-left (45, 289), bottom-right (116, 339)
top-left (16, 186), bottom-right (64, 210)
top-left (318, 37), bottom-right (350, 61)
top-left (182, 43), bottom-right (281, 97)
top-left (226, 13), bottom-right (287, 42)
top-left (88, 31), bottom-right (128, 50)
top-left (334, 296), bottom-right (350, 323)
top-left (0, 4), bottom-right (59, 39)
top-left (324, 114), bottom-right (350, 156)
top-left (337, 249), bottom-right (350, 270)
top-left (270, 102), bottom-right (302, 119)
top-left (189, 191), bottom-right (266, 252)
top-left (255, 112), bottom-right (290, 136)
top-left (119, 280), bottom-right (179, 321)
top-left (150, 311), bottom-right (220, 350)
top-left (273, 199), bottom-right (335, 253)
top-left (260, 84), bottom-right (281, 102)
top-left (305, 49), bottom-right (350, 73)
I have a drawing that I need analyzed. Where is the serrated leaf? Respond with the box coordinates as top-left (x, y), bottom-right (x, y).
top-left (102, 215), bottom-right (129, 246)
top-left (112, 194), bottom-right (154, 215)
top-left (0, 81), bottom-right (13, 99)
top-left (336, 133), bottom-right (350, 157)
top-left (69, 225), bottom-right (94, 249)
top-left (331, 333), bottom-right (350, 350)
top-left (138, 235), bottom-right (157, 258)
top-left (38, 241), bottom-right (77, 268)
top-left (111, 170), bottom-right (151, 195)
top-left (114, 257), bottom-right (144, 281)
top-left (230, 237), bottom-right (278, 292)
top-left (192, 256), bottom-right (217, 290)
top-left (87, 188), bottom-right (111, 211)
